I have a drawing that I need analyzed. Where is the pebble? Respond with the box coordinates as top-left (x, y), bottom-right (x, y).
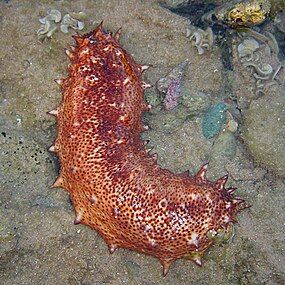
top-left (156, 59), bottom-right (189, 110)
top-left (226, 111), bottom-right (239, 133)
top-left (211, 131), bottom-right (237, 160)
top-left (181, 91), bottom-right (211, 115)
top-left (202, 102), bottom-right (228, 138)
top-left (144, 90), bottom-right (161, 108)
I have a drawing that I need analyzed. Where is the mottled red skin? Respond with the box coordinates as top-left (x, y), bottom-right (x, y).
top-left (50, 23), bottom-right (245, 275)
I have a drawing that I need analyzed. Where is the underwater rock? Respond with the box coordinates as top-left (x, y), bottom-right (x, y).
top-left (144, 90), bottom-right (161, 108)
top-left (226, 114), bottom-right (239, 133)
top-left (186, 25), bottom-right (214, 55)
top-left (164, 78), bottom-right (181, 110)
top-left (211, 131), bottom-right (237, 160)
top-left (209, 130), bottom-right (237, 173)
top-left (203, 0), bottom-right (271, 28)
top-left (181, 91), bottom-right (211, 116)
top-left (156, 59), bottom-right (189, 110)
top-left (202, 103), bottom-right (228, 139)
top-left (243, 85), bottom-right (285, 178)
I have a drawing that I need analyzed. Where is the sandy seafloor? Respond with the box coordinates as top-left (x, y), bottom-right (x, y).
top-left (0, 0), bottom-right (285, 284)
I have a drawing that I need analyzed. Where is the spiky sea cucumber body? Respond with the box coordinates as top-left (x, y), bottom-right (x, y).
top-left (50, 23), bottom-right (245, 275)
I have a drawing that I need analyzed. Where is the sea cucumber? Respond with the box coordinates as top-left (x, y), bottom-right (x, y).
top-left (49, 23), bottom-right (246, 275)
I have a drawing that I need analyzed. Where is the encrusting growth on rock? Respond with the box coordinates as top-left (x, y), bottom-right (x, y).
top-left (49, 22), bottom-right (246, 276)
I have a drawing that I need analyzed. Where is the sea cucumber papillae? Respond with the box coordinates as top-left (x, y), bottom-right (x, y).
top-left (49, 23), bottom-right (246, 275)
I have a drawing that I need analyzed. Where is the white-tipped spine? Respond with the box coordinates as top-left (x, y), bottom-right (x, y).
top-left (48, 109), bottom-right (59, 116)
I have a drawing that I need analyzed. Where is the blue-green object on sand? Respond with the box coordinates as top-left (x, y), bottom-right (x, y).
top-left (202, 103), bottom-right (228, 138)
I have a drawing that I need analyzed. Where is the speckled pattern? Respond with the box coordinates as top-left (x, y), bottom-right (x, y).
top-left (50, 23), bottom-right (245, 276)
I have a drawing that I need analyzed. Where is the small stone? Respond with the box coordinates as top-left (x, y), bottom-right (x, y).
top-left (181, 91), bottom-right (211, 115)
top-left (226, 120), bottom-right (238, 133)
top-left (209, 0), bottom-right (271, 28)
top-left (156, 59), bottom-right (189, 110)
top-left (226, 114), bottom-right (238, 133)
top-left (144, 90), bottom-right (161, 108)
top-left (202, 103), bottom-right (228, 139)
top-left (210, 131), bottom-right (237, 160)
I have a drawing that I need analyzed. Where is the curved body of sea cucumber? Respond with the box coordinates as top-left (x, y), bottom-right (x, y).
top-left (49, 23), bottom-right (245, 275)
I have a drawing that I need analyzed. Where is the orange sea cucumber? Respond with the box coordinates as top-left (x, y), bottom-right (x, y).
top-left (49, 23), bottom-right (245, 275)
